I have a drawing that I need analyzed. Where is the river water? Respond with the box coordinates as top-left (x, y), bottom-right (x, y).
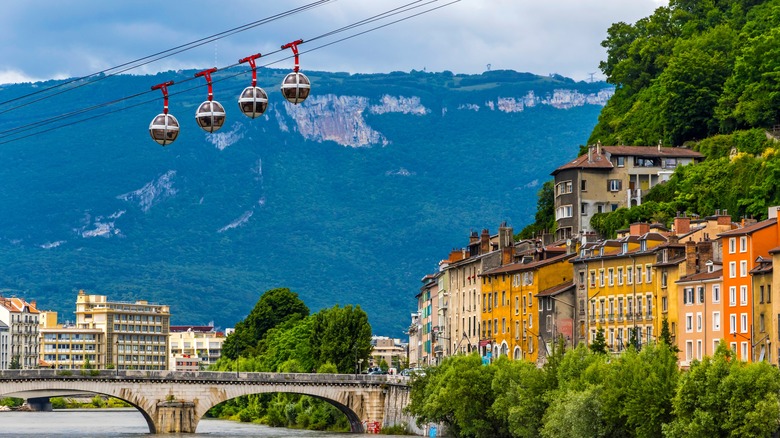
top-left (0, 409), bottom-right (416, 437)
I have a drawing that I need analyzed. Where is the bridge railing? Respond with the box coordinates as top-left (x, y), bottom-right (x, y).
top-left (0, 369), bottom-right (410, 386)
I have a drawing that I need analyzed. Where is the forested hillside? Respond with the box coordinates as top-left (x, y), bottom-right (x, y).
top-left (523, 0), bottom-right (780, 238)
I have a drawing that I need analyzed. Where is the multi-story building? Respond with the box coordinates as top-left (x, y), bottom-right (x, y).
top-left (481, 246), bottom-right (573, 364)
top-left (39, 310), bottom-right (104, 369)
top-left (770, 246), bottom-right (780, 366)
top-left (719, 217), bottom-right (779, 361)
top-left (434, 263), bottom-right (451, 363)
top-left (414, 273), bottom-right (439, 366)
top-left (574, 223), bottom-right (668, 352)
top-left (0, 321), bottom-right (8, 369)
top-left (407, 311), bottom-right (421, 368)
top-left (674, 243), bottom-right (724, 367)
top-left (74, 290), bottom-right (171, 370)
top-left (750, 257), bottom-right (773, 363)
top-left (551, 143), bottom-right (704, 240)
top-left (169, 325), bottom-right (225, 371)
top-left (0, 297), bottom-right (40, 369)
top-left (370, 336), bottom-right (406, 371)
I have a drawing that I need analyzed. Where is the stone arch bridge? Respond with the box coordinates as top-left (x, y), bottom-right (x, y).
top-left (0, 370), bottom-right (413, 434)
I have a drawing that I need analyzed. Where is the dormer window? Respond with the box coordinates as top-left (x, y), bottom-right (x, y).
top-left (641, 240), bottom-right (647, 251)
top-left (622, 242), bottom-right (628, 254)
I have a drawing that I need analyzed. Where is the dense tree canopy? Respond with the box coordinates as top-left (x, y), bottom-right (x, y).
top-left (591, 0), bottom-right (780, 147)
top-left (221, 287), bottom-right (310, 360)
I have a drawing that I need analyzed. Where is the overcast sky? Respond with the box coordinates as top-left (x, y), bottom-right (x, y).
top-left (0, 0), bottom-right (668, 85)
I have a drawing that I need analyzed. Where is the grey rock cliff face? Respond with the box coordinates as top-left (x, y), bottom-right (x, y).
top-left (282, 89), bottom-right (612, 147)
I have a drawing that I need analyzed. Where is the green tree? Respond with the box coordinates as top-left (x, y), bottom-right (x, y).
top-left (590, 328), bottom-right (608, 355)
top-left (665, 343), bottom-right (780, 437)
top-left (309, 304), bottom-right (372, 374)
top-left (492, 357), bottom-right (556, 438)
top-left (660, 317), bottom-right (680, 353)
top-left (541, 386), bottom-right (608, 438)
top-left (407, 354), bottom-right (502, 438)
top-left (9, 355), bottom-right (20, 370)
top-left (222, 287), bottom-right (310, 360)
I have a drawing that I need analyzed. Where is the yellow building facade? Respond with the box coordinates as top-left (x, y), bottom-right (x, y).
top-left (481, 252), bottom-right (573, 364)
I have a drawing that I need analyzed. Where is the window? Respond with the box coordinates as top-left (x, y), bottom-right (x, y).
top-left (636, 265), bottom-right (643, 284)
top-left (627, 266), bottom-right (633, 285)
top-left (684, 287), bottom-right (694, 305)
top-left (741, 342), bottom-right (748, 361)
top-left (556, 205), bottom-right (573, 220)
top-left (627, 297), bottom-right (633, 316)
top-left (760, 285), bottom-right (765, 304)
top-left (713, 285), bottom-right (720, 303)
top-left (686, 341), bottom-right (693, 362)
top-left (696, 312), bottom-right (702, 332)
top-left (546, 315), bottom-right (552, 332)
top-left (581, 203), bottom-right (588, 215)
top-left (698, 286), bottom-right (705, 304)
top-left (729, 261), bottom-right (737, 278)
top-left (661, 271), bottom-right (668, 288)
top-left (662, 296), bottom-right (668, 312)
top-left (729, 314), bottom-right (737, 334)
top-left (769, 285), bottom-right (772, 303)
top-left (740, 260), bottom-right (747, 277)
top-left (608, 179), bottom-right (623, 192)
top-left (618, 298), bottom-right (624, 317)
top-left (580, 180), bottom-right (587, 191)
top-left (608, 268), bottom-right (614, 286)
top-left (599, 269), bottom-right (605, 287)
top-left (646, 296), bottom-right (652, 316)
top-left (740, 313), bottom-right (748, 333)
top-left (713, 312), bottom-right (721, 331)
top-left (617, 267), bottom-right (624, 285)
top-left (760, 314), bottom-right (765, 332)
top-left (589, 270), bottom-right (596, 287)
top-left (740, 286), bottom-right (748, 306)
top-left (729, 238), bottom-right (736, 254)
top-left (729, 286), bottom-right (737, 306)
top-left (547, 297), bottom-right (552, 311)
top-left (740, 236), bottom-right (747, 252)
top-left (646, 264), bottom-right (652, 283)
top-left (686, 314), bottom-right (693, 332)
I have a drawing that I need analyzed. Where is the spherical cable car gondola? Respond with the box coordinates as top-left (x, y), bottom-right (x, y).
top-left (280, 39), bottom-right (310, 105)
top-left (194, 68), bottom-right (226, 133)
top-left (148, 81), bottom-right (179, 146)
top-left (237, 53), bottom-right (268, 119)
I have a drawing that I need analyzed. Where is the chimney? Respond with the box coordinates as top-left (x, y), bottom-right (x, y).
top-left (696, 240), bottom-right (714, 272)
top-left (596, 140), bottom-right (602, 156)
top-left (501, 246), bottom-right (513, 266)
top-left (717, 209), bottom-right (731, 226)
top-left (685, 240), bottom-right (697, 274)
top-left (498, 222), bottom-right (513, 250)
top-left (629, 222), bottom-right (650, 236)
top-left (480, 229), bottom-right (491, 254)
top-left (588, 146), bottom-right (593, 163)
top-left (674, 213), bottom-right (691, 235)
top-left (658, 139), bottom-right (662, 152)
top-left (469, 231), bottom-right (479, 245)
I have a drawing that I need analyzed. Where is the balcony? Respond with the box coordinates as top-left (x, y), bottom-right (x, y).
top-left (608, 313), bottom-right (615, 323)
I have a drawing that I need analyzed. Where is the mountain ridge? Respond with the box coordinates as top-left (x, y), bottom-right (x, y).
top-left (0, 68), bottom-right (609, 336)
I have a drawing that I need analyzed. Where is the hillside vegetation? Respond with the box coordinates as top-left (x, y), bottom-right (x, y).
top-left (523, 0), bottom-right (780, 238)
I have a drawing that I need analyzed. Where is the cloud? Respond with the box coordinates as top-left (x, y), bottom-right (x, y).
top-left (1, 0), bottom-right (668, 83)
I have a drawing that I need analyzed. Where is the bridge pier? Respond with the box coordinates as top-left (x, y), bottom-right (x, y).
top-left (154, 401), bottom-right (198, 434)
top-left (25, 397), bottom-right (53, 412)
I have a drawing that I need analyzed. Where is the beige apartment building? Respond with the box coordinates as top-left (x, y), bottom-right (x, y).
top-left (0, 297), bottom-right (40, 369)
top-left (169, 325), bottom-right (225, 371)
top-left (39, 310), bottom-right (104, 369)
top-left (74, 290), bottom-right (170, 370)
top-left (552, 143), bottom-right (704, 241)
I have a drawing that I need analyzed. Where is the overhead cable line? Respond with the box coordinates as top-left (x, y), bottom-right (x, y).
top-left (0, 0), bottom-right (336, 114)
top-left (0, 0), bottom-right (459, 146)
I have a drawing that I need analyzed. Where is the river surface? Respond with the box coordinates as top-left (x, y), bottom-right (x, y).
top-left (0, 409), bottom-right (417, 437)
